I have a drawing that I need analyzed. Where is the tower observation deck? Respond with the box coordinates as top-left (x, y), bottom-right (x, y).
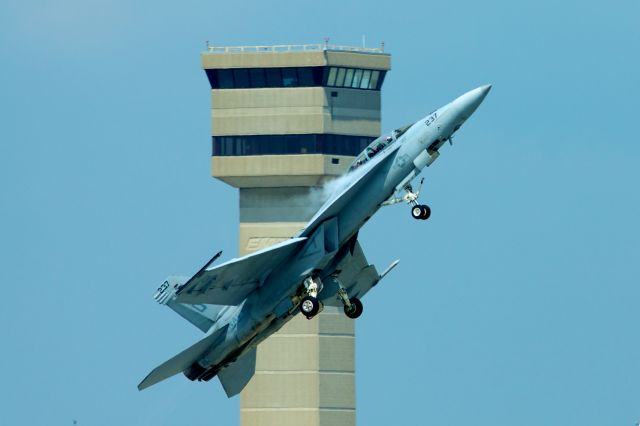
top-left (201, 43), bottom-right (391, 426)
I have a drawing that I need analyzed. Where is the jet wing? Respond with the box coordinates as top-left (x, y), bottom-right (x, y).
top-left (322, 242), bottom-right (399, 306)
top-left (175, 237), bottom-right (307, 305)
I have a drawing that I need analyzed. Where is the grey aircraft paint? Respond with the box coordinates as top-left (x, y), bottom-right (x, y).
top-left (138, 85), bottom-right (492, 396)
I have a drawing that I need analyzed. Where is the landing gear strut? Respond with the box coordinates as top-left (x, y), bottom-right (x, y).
top-left (335, 277), bottom-right (363, 319)
top-left (382, 178), bottom-right (431, 221)
top-left (405, 179), bottom-right (430, 221)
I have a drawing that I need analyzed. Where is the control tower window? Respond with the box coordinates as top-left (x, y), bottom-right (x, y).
top-left (212, 134), bottom-right (373, 157)
top-left (282, 68), bottom-right (298, 87)
top-left (217, 69), bottom-right (234, 89)
top-left (326, 67), bottom-right (337, 86)
top-left (298, 68), bottom-right (315, 86)
top-left (335, 68), bottom-right (346, 86)
top-left (265, 68), bottom-right (282, 87)
top-left (205, 66), bottom-right (385, 90)
top-left (343, 68), bottom-right (354, 87)
top-left (369, 70), bottom-right (380, 90)
top-left (352, 69), bottom-right (363, 88)
top-left (360, 70), bottom-right (372, 89)
top-left (323, 67), bottom-right (386, 90)
top-left (233, 69), bottom-right (250, 88)
top-left (250, 68), bottom-right (266, 88)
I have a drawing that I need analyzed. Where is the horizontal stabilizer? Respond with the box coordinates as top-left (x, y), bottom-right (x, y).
top-left (217, 346), bottom-right (257, 397)
top-left (137, 324), bottom-right (228, 391)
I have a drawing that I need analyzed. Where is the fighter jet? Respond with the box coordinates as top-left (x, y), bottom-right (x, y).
top-left (138, 85), bottom-right (491, 396)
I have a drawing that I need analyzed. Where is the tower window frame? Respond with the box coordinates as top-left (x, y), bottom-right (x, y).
top-left (206, 66), bottom-right (385, 90)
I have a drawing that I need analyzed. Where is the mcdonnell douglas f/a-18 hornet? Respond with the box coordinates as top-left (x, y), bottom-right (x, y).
top-left (138, 85), bottom-right (491, 396)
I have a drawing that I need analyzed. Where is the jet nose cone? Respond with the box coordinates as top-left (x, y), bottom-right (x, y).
top-left (452, 84), bottom-right (492, 119)
top-left (469, 84), bottom-right (492, 106)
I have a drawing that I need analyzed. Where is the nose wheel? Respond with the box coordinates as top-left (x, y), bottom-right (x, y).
top-left (411, 204), bottom-right (431, 220)
top-left (382, 178), bottom-right (431, 221)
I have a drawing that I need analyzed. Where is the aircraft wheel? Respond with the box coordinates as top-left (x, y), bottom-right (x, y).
top-left (344, 297), bottom-right (363, 319)
top-left (420, 205), bottom-right (431, 220)
top-left (411, 205), bottom-right (423, 220)
top-left (300, 295), bottom-right (320, 319)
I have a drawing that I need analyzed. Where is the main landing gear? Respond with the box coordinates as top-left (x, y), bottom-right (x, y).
top-left (299, 275), bottom-right (364, 320)
top-left (300, 295), bottom-right (320, 318)
top-left (337, 283), bottom-right (363, 319)
top-left (300, 276), bottom-right (323, 319)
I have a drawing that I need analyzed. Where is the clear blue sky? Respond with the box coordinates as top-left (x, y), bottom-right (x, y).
top-left (1, 0), bottom-right (638, 425)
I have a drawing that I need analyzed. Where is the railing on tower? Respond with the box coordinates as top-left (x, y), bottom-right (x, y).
top-left (204, 43), bottom-right (385, 54)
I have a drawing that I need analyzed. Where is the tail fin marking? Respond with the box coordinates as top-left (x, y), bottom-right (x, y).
top-left (155, 276), bottom-right (227, 333)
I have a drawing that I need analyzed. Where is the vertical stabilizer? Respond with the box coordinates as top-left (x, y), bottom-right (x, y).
top-left (217, 347), bottom-right (257, 397)
top-left (155, 276), bottom-right (227, 333)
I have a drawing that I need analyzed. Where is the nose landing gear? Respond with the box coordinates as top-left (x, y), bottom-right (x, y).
top-left (382, 178), bottom-right (431, 221)
top-left (411, 204), bottom-right (431, 220)
top-left (404, 179), bottom-right (430, 221)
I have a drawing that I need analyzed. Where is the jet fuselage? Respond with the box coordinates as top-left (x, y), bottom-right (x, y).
top-left (194, 85), bottom-right (492, 375)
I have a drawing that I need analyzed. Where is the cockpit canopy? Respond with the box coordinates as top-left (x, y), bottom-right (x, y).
top-left (348, 123), bottom-right (414, 171)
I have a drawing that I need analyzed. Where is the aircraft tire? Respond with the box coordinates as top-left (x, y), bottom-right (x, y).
top-left (344, 297), bottom-right (363, 319)
top-left (411, 205), bottom-right (423, 220)
top-left (300, 295), bottom-right (320, 318)
top-left (420, 205), bottom-right (431, 220)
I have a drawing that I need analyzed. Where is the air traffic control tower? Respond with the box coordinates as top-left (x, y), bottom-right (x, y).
top-left (201, 43), bottom-right (391, 426)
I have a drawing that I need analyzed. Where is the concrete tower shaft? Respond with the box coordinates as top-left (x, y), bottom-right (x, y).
top-left (201, 43), bottom-right (391, 426)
